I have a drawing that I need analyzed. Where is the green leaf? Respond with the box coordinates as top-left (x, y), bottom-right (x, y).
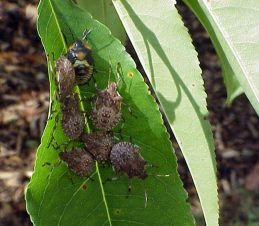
top-left (76, 0), bottom-right (127, 44)
top-left (222, 63), bottom-right (243, 105)
top-left (182, 0), bottom-right (244, 105)
top-left (25, 0), bottom-right (194, 225)
top-left (183, 0), bottom-right (259, 113)
top-left (112, 0), bottom-right (218, 225)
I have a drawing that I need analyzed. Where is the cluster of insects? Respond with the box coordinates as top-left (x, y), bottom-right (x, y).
top-left (49, 30), bottom-right (149, 183)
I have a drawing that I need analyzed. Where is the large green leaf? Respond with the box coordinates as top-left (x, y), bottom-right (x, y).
top-left (76, 0), bottom-right (126, 43)
top-left (182, 0), bottom-right (243, 105)
top-left (222, 62), bottom-right (243, 105)
top-left (112, 0), bottom-right (218, 225)
top-left (25, 0), bottom-right (194, 225)
top-left (184, 0), bottom-right (259, 113)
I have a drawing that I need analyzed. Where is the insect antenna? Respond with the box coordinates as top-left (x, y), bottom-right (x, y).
top-left (107, 55), bottom-right (125, 88)
top-left (108, 56), bottom-right (113, 85)
top-left (116, 62), bottom-right (126, 86)
top-left (82, 29), bottom-right (92, 41)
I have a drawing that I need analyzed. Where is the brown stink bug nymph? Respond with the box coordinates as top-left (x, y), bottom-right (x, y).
top-left (61, 93), bottom-right (85, 139)
top-left (59, 147), bottom-right (94, 177)
top-left (91, 82), bottom-right (122, 131)
top-left (81, 131), bottom-right (115, 162)
top-left (110, 142), bottom-right (147, 179)
top-left (55, 56), bottom-right (75, 98)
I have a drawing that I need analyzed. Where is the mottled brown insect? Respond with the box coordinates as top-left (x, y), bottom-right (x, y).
top-left (91, 82), bottom-right (122, 131)
top-left (61, 93), bottom-right (85, 139)
top-left (59, 147), bottom-right (94, 177)
top-left (81, 131), bottom-right (115, 162)
top-left (55, 56), bottom-right (75, 98)
top-left (110, 142), bottom-right (147, 179)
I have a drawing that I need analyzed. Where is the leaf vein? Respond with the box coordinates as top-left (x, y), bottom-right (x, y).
top-left (213, 5), bottom-right (259, 13)
top-left (57, 174), bottom-right (96, 226)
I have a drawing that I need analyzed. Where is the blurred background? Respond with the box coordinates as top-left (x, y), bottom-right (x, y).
top-left (0, 1), bottom-right (258, 225)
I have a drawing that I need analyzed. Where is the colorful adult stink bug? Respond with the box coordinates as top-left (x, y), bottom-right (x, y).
top-left (67, 30), bottom-right (94, 85)
top-left (91, 82), bottom-right (122, 131)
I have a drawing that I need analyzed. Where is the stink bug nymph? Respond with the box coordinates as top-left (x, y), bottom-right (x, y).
top-left (91, 82), bottom-right (122, 131)
top-left (109, 142), bottom-right (172, 208)
top-left (47, 55), bottom-right (79, 147)
top-left (61, 93), bottom-right (85, 140)
top-left (67, 30), bottom-right (94, 85)
top-left (81, 131), bottom-right (115, 162)
top-left (59, 147), bottom-right (94, 178)
top-left (110, 142), bottom-right (147, 179)
top-left (55, 56), bottom-right (75, 98)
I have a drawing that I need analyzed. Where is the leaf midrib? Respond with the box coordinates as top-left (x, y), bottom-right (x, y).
top-left (96, 163), bottom-right (112, 226)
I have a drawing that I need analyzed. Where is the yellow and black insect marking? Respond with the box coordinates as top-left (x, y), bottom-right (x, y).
top-left (67, 30), bottom-right (94, 85)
